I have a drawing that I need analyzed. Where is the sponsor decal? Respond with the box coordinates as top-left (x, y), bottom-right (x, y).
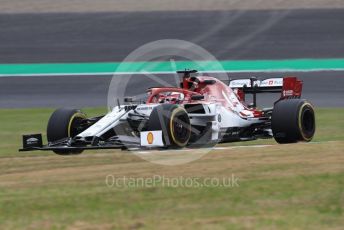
top-left (229, 80), bottom-right (251, 87)
top-left (283, 90), bottom-right (294, 96)
top-left (140, 131), bottom-right (164, 147)
top-left (137, 106), bottom-right (153, 111)
top-left (230, 78), bottom-right (283, 88)
top-left (260, 78), bottom-right (283, 87)
top-left (147, 132), bottom-right (154, 144)
top-left (23, 134), bottom-right (43, 148)
top-left (26, 137), bottom-right (38, 145)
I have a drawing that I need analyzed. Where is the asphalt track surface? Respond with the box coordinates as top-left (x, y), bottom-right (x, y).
top-left (1, 9), bottom-right (344, 63)
top-left (0, 9), bottom-right (343, 108)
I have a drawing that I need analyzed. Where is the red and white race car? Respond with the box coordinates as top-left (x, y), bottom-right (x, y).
top-left (20, 70), bottom-right (316, 155)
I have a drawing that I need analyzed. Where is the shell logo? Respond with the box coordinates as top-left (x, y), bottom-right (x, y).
top-left (147, 132), bottom-right (154, 144)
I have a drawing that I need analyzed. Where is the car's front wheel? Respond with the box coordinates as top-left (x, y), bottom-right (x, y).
top-left (47, 108), bottom-right (87, 155)
top-left (147, 104), bottom-right (191, 148)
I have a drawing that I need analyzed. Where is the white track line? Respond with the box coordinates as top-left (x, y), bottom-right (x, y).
top-left (134, 140), bottom-right (338, 154)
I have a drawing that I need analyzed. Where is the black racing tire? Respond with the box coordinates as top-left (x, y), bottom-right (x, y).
top-left (147, 104), bottom-right (191, 148)
top-left (47, 108), bottom-right (87, 155)
top-left (272, 99), bottom-right (315, 144)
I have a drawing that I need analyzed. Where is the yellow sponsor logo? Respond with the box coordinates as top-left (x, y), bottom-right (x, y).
top-left (147, 132), bottom-right (154, 144)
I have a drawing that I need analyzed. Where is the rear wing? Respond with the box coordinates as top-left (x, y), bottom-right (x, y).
top-left (229, 78), bottom-right (283, 92)
top-left (229, 77), bottom-right (303, 106)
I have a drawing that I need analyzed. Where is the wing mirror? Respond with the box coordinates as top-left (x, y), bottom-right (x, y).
top-left (203, 79), bottom-right (216, 85)
top-left (124, 97), bottom-right (133, 103)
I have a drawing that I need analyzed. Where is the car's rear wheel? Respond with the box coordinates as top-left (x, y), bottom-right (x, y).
top-left (47, 108), bottom-right (87, 155)
top-left (148, 104), bottom-right (191, 148)
top-left (272, 99), bottom-right (315, 144)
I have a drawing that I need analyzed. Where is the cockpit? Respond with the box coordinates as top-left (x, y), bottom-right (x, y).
top-left (146, 87), bottom-right (203, 105)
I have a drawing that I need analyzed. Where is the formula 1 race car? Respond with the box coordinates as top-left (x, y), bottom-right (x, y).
top-left (20, 70), bottom-right (316, 155)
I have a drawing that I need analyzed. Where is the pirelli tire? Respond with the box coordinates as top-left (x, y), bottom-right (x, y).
top-left (47, 108), bottom-right (87, 155)
top-left (148, 104), bottom-right (191, 148)
top-left (272, 99), bottom-right (315, 144)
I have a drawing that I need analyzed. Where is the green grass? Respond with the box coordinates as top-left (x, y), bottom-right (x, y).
top-left (1, 173), bottom-right (343, 229)
top-left (0, 108), bottom-right (343, 229)
top-left (0, 107), bottom-right (107, 157)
